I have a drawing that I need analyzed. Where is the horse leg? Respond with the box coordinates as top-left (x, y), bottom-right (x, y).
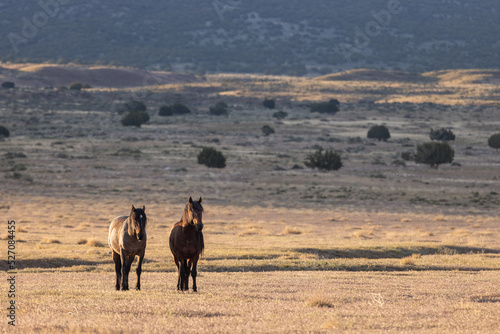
top-left (179, 259), bottom-right (187, 291)
top-left (136, 251), bottom-right (145, 291)
top-left (173, 256), bottom-right (181, 290)
top-left (190, 258), bottom-right (199, 292)
top-left (112, 251), bottom-right (122, 291)
top-left (184, 259), bottom-right (192, 291)
top-left (121, 250), bottom-right (131, 291)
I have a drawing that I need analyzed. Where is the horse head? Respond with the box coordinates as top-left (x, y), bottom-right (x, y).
top-left (130, 205), bottom-right (147, 240)
top-left (185, 197), bottom-right (204, 232)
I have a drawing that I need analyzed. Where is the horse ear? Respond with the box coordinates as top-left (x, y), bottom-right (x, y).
top-left (142, 205), bottom-right (145, 211)
top-left (131, 205), bottom-right (136, 212)
top-left (198, 197), bottom-right (202, 203)
top-left (189, 197), bottom-right (193, 204)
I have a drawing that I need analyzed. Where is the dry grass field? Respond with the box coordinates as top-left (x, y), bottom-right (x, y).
top-left (1, 64), bottom-right (500, 333)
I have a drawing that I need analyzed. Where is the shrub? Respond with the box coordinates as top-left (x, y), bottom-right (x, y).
top-left (209, 101), bottom-right (228, 116)
top-left (116, 100), bottom-right (147, 114)
top-left (171, 103), bottom-right (191, 115)
top-left (1, 81), bottom-right (15, 89)
top-left (415, 142), bottom-right (454, 168)
top-left (367, 125), bottom-right (390, 141)
top-left (0, 125), bottom-right (10, 138)
top-left (310, 99), bottom-right (340, 115)
top-left (401, 151), bottom-right (414, 161)
top-left (304, 147), bottom-right (342, 171)
top-left (68, 82), bottom-right (84, 90)
top-left (198, 147), bottom-right (226, 168)
top-left (263, 98), bottom-right (275, 109)
top-left (159, 105), bottom-right (173, 116)
top-left (488, 133), bottom-right (500, 150)
top-left (272, 111), bottom-right (288, 120)
top-left (261, 125), bottom-right (275, 136)
top-left (121, 111), bottom-right (150, 127)
top-left (430, 128), bottom-right (455, 141)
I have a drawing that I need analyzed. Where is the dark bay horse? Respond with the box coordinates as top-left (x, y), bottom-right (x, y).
top-left (108, 205), bottom-right (147, 291)
top-left (169, 197), bottom-right (204, 292)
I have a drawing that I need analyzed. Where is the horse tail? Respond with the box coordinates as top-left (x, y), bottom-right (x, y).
top-left (197, 231), bottom-right (204, 256)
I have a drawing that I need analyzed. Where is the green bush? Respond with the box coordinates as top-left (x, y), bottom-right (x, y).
top-left (1, 82), bottom-right (15, 89)
top-left (116, 100), bottom-right (147, 114)
top-left (310, 99), bottom-right (340, 114)
top-left (430, 128), bottom-right (455, 141)
top-left (261, 125), bottom-right (275, 136)
top-left (121, 111), bottom-right (150, 127)
top-left (68, 82), bottom-right (91, 90)
top-left (198, 147), bottom-right (226, 168)
top-left (304, 147), bottom-right (342, 171)
top-left (263, 98), bottom-right (275, 109)
top-left (159, 105), bottom-right (173, 116)
top-left (0, 125), bottom-right (10, 138)
top-left (171, 103), bottom-right (191, 115)
top-left (488, 133), bottom-right (500, 150)
top-left (209, 101), bottom-right (228, 116)
top-left (367, 125), bottom-right (391, 141)
top-left (272, 111), bottom-right (288, 120)
top-left (415, 142), bottom-right (454, 168)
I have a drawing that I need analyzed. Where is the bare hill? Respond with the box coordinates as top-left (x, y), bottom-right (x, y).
top-left (0, 63), bottom-right (202, 88)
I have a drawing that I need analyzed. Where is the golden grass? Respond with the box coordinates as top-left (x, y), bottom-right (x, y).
top-left (352, 229), bottom-right (374, 239)
top-left (86, 238), bottom-right (105, 247)
top-left (306, 296), bottom-right (334, 308)
top-left (41, 238), bottom-right (61, 244)
top-left (281, 226), bottom-right (302, 235)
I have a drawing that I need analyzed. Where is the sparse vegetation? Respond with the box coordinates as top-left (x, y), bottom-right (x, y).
top-left (304, 147), bottom-right (342, 171)
top-left (272, 111), bottom-right (288, 120)
top-left (0, 125), bottom-right (10, 138)
top-left (158, 105), bottom-right (173, 116)
top-left (430, 128), bottom-right (455, 141)
top-left (198, 147), bottom-right (226, 168)
top-left (121, 111), bottom-right (150, 127)
top-left (415, 142), bottom-right (455, 168)
top-left (1, 81), bottom-right (15, 89)
top-left (209, 101), bottom-right (229, 116)
top-left (263, 98), bottom-right (275, 109)
top-left (310, 99), bottom-right (340, 114)
top-left (488, 133), bottom-right (500, 150)
top-left (261, 125), bottom-right (275, 136)
top-left (367, 125), bottom-right (391, 142)
top-left (68, 82), bottom-right (90, 90)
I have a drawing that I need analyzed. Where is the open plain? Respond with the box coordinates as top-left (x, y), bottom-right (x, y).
top-left (1, 64), bottom-right (500, 333)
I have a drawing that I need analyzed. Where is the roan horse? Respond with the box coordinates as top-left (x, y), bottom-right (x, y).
top-left (169, 197), bottom-right (204, 292)
top-left (108, 205), bottom-right (147, 291)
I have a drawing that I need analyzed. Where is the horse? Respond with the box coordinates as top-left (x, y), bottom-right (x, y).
top-left (169, 197), bottom-right (204, 292)
top-left (108, 205), bottom-right (147, 291)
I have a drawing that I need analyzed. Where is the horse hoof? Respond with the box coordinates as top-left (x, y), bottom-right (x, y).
top-left (136, 286), bottom-right (141, 291)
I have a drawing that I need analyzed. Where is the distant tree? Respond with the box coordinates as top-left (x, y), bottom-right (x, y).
top-left (1, 82), bottom-right (15, 89)
top-left (310, 99), bottom-right (340, 114)
top-left (68, 82), bottom-right (91, 90)
top-left (209, 101), bottom-right (228, 116)
top-left (415, 142), bottom-right (454, 168)
top-left (272, 111), bottom-right (288, 120)
top-left (171, 102), bottom-right (191, 115)
top-left (159, 105), bottom-right (173, 116)
top-left (304, 147), bottom-right (342, 171)
top-left (263, 98), bottom-right (275, 109)
top-left (488, 133), bottom-right (500, 151)
top-left (430, 128), bottom-right (455, 141)
top-left (261, 125), bottom-right (275, 136)
top-left (121, 111), bottom-right (150, 127)
top-left (198, 147), bottom-right (226, 168)
top-left (0, 125), bottom-right (10, 138)
top-left (367, 125), bottom-right (391, 141)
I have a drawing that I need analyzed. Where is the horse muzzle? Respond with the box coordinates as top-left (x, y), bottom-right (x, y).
top-left (138, 233), bottom-right (145, 241)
